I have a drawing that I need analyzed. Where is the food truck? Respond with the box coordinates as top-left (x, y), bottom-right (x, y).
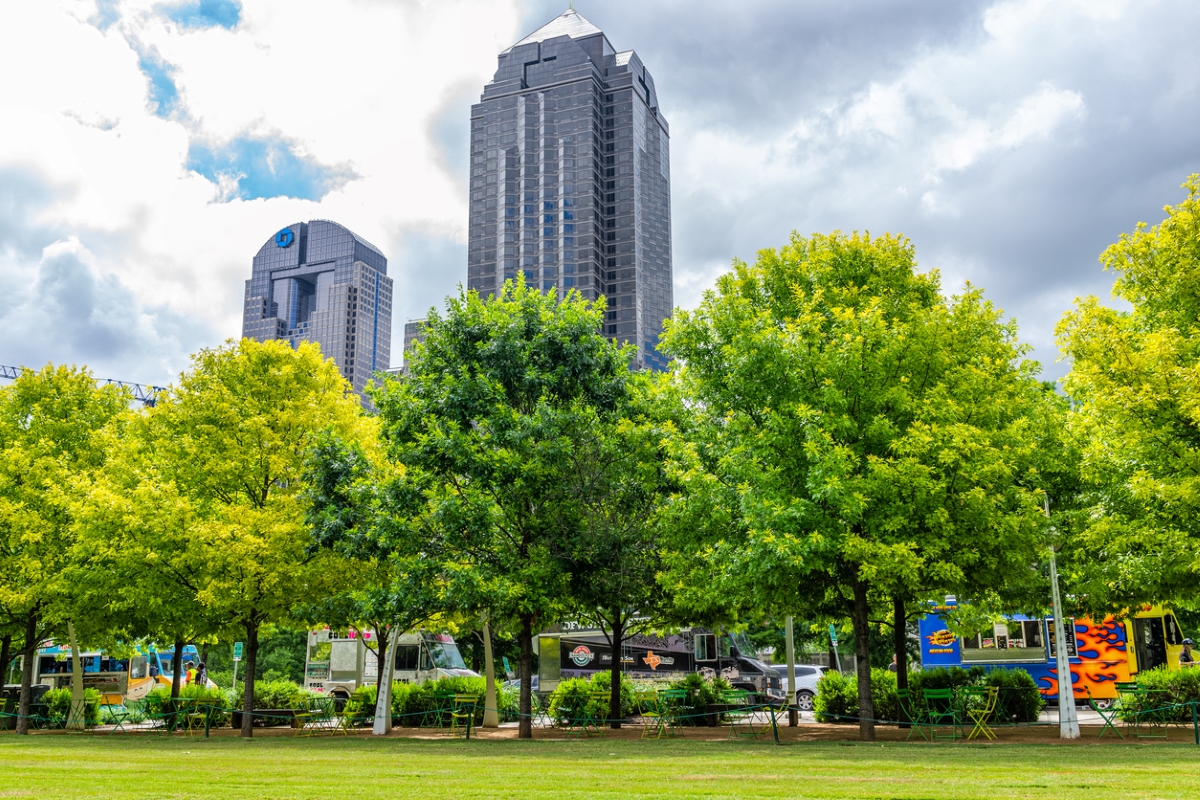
top-left (535, 625), bottom-right (784, 700)
top-left (303, 629), bottom-right (479, 708)
top-left (919, 600), bottom-right (1188, 707)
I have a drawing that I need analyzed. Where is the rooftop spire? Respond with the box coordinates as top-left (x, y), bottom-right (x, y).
top-left (510, 8), bottom-right (601, 49)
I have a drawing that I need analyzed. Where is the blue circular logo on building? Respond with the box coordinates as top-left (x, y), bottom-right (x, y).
top-left (275, 228), bottom-right (294, 247)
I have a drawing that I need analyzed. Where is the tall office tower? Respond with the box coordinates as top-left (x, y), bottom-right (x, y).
top-left (242, 219), bottom-right (393, 397)
top-left (466, 9), bottom-right (672, 370)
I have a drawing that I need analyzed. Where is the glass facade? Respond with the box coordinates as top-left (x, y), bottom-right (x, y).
top-left (465, 9), bottom-right (672, 371)
top-left (242, 219), bottom-right (393, 398)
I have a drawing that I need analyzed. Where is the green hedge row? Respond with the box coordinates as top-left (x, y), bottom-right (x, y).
top-left (545, 671), bottom-right (733, 725)
top-left (344, 677), bottom-right (519, 724)
top-left (1122, 667), bottom-right (1200, 722)
top-left (814, 666), bottom-right (1044, 724)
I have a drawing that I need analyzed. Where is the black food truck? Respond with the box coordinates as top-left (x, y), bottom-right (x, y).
top-left (535, 625), bottom-right (784, 700)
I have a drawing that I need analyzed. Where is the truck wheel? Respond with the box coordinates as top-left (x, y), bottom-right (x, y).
top-left (795, 691), bottom-right (815, 712)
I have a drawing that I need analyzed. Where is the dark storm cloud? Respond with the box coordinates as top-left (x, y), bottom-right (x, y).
top-left (0, 166), bottom-right (212, 386)
top-left (514, 1), bottom-right (1200, 378)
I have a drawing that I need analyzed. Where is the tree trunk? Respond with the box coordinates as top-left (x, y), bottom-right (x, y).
top-left (893, 594), bottom-right (910, 728)
top-left (15, 613), bottom-right (38, 735)
top-left (851, 579), bottom-right (875, 741)
top-left (374, 628), bottom-right (389, 695)
top-left (0, 634), bottom-right (11, 687)
top-left (199, 642), bottom-right (209, 671)
top-left (240, 622), bottom-right (259, 738)
top-left (170, 635), bottom-right (184, 699)
top-left (609, 611), bottom-right (623, 729)
top-left (517, 614), bottom-right (533, 739)
top-left (471, 628), bottom-right (483, 674)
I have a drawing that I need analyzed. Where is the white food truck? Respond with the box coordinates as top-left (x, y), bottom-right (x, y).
top-left (303, 629), bottom-right (479, 708)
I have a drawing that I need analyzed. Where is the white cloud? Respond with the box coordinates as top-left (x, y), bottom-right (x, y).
top-left (0, 0), bottom-right (521, 384)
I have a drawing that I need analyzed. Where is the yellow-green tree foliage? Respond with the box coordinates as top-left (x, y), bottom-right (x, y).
top-left (87, 338), bottom-right (369, 736)
top-left (1058, 176), bottom-right (1200, 607)
top-left (0, 365), bottom-right (127, 734)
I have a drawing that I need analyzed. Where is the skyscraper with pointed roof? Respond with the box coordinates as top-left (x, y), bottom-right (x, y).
top-left (465, 8), bottom-right (672, 370)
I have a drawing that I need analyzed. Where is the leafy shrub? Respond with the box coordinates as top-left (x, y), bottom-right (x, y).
top-left (206, 670), bottom-right (232, 689)
top-left (345, 677), bottom-right (519, 726)
top-left (813, 669), bottom-right (895, 723)
top-left (250, 679), bottom-right (309, 709)
top-left (1121, 667), bottom-right (1200, 723)
top-left (143, 684), bottom-right (233, 727)
top-left (42, 688), bottom-right (101, 727)
top-left (547, 672), bottom-right (637, 725)
top-left (982, 668), bottom-right (1044, 723)
top-left (816, 665), bottom-right (1043, 725)
top-left (668, 672), bottom-right (732, 712)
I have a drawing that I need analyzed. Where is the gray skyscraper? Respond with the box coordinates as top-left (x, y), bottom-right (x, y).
top-left (465, 9), bottom-right (672, 370)
top-left (242, 219), bottom-right (393, 396)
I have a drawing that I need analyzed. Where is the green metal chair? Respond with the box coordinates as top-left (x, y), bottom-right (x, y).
top-left (721, 689), bottom-right (761, 740)
top-left (421, 691), bottom-right (455, 732)
top-left (922, 688), bottom-right (961, 740)
top-left (559, 692), bottom-right (600, 738)
top-left (658, 688), bottom-right (689, 737)
top-left (1086, 687), bottom-right (1123, 739)
top-left (896, 688), bottom-right (929, 741)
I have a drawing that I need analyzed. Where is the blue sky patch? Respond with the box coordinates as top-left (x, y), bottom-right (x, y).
top-left (90, 0), bottom-right (120, 30)
top-left (135, 45), bottom-right (181, 119)
top-left (186, 133), bottom-right (358, 201)
top-left (159, 0), bottom-right (242, 29)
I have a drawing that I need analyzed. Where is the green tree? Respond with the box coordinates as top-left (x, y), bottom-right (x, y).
top-left (1057, 175), bottom-right (1200, 609)
top-left (0, 366), bottom-right (127, 734)
top-left (111, 338), bottom-right (367, 736)
top-left (660, 232), bottom-right (1055, 740)
top-left (557, 373), bottom-right (677, 728)
top-left (71, 416), bottom-right (224, 699)
top-left (304, 431), bottom-right (450, 706)
top-left (372, 282), bottom-right (631, 738)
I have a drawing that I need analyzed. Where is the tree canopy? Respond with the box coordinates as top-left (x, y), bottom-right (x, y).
top-left (1058, 175), bottom-right (1200, 610)
top-left (0, 365), bottom-right (127, 734)
top-left (660, 231), bottom-right (1056, 739)
top-left (371, 282), bottom-right (633, 738)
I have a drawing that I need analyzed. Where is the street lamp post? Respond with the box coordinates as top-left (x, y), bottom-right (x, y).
top-left (1045, 496), bottom-right (1079, 739)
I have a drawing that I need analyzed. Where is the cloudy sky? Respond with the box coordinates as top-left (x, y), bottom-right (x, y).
top-left (1, 0), bottom-right (1197, 387)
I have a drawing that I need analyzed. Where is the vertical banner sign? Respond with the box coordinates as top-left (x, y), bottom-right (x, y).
top-left (829, 625), bottom-right (838, 646)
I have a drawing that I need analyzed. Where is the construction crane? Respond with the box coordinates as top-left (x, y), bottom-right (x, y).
top-left (1, 364), bottom-right (165, 407)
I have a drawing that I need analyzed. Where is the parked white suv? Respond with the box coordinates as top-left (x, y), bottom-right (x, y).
top-left (790, 664), bottom-right (828, 712)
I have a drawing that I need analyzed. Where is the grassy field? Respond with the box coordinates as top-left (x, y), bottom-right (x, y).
top-left (2, 735), bottom-right (1199, 799)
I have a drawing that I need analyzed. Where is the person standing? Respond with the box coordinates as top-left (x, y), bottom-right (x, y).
top-left (185, 661), bottom-right (197, 686)
top-left (1181, 639), bottom-right (1196, 667)
top-left (195, 661), bottom-right (209, 688)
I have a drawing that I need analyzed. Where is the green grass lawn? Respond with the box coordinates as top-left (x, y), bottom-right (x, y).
top-left (2, 735), bottom-right (1198, 799)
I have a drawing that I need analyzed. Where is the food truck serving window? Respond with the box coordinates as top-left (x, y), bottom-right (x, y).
top-left (960, 619), bottom-right (1046, 663)
top-left (694, 634), bottom-right (715, 662)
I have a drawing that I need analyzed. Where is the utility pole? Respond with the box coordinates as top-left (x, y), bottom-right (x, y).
top-left (1046, 496), bottom-right (1079, 739)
